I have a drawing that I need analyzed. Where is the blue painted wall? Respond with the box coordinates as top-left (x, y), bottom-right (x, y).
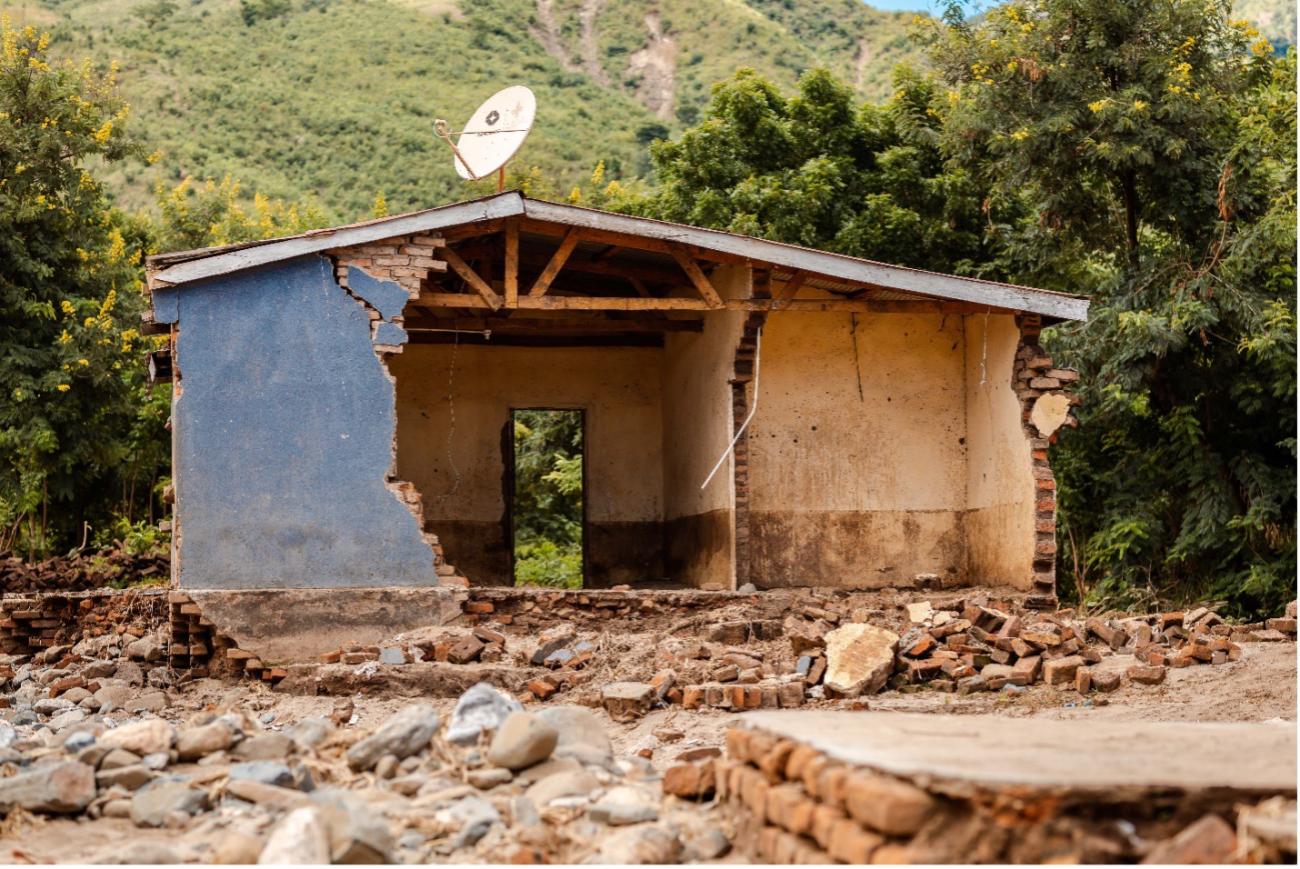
top-left (152, 255), bottom-right (438, 589)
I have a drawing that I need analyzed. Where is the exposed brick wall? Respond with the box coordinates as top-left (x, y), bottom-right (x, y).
top-left (1013, 315), bottom-right (1080, 608)
top-left (330, 234), bottom-right (447, 297)
top-left (732, 311), bottom-right (767, 590)
top-left (326, 233), bottom-right (469, 589)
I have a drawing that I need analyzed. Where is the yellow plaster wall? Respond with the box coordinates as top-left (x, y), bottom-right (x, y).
top-left (389, 343), bottom-right (665, 585)
top-left (747, 309), bottom-right (969, 587)
top-left (660, 265), bottom-right (750, 589)
top-left (963, 313), bottom-right (1036, 589)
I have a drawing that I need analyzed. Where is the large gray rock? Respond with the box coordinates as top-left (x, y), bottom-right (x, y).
top-left (0, 760), bottom-right (95, 813)
top-left (130, 778), bottom-right (208, 827)
top-left (125, 636), bottom-right (163, 662)
top-left (233, 733), bottom-right (293, 761)
top-left (446, 683), bottom-right (521, 746)
top-left (95, 764), bottom-right (156, 791)
top-left (231, 761), bottom-right (295, 789)
top-left (312, 788), bottom-right (396, 863)
top-left (176, 719), bottom-right (237, 761)
top-left (287, 717), bottom-right (334, 751)
top-left (589, 786), bottom-right (659, 826)
top-left (93, 684), bottom-right (133, 713)
top-left (346, 703), bottom-right (439, 771)
top-left (91, 842), bottom-right (182, 864)
top-left (535, 706), bottom-right (614, 768)
top-left (443, 795), bottom-right (500, 849)
top-left (823, 623), bottom-right (899, 697)
top-left (525, 768), bottom-right (599, 807)
top-left (596, 823), bottom-right (683, 864)
top-left (100, 719), bottom-right (175, 756)
top-left (486, 712), bottom-right (557, 771)
top-left (258, 806), bottom-right (331, 864)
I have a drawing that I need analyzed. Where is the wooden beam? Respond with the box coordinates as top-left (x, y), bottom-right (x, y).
top-left (520, 218), bottom-right (750, 267)
top-left (417, 292), bottom-right (1003, 315)
top-left (518, 296), bottom-right (712, 311)
top-left (409, 333), bottom-right (663, 348)
top-left (773, 272), bottom-right (808, 309)
top-left (439, 248), bottom-right (502, 311)
top-left (627, 276), bottom-right (652, 298)
top-left (405, 315), bottom-right (703, 333)
top-left (669, 244), bottom-right (724, 308)
top-left (527, 228), bottom-right (582, 298)
top-left (504, 221), bottom-right (519, 308)
top-left (741, 298), bottom-right (999, 314)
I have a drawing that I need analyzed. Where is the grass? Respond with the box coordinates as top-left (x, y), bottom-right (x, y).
top-left (13, 0), bottom-right (919, 220)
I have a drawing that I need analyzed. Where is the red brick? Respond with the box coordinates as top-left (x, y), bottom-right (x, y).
top-left (662, 761), bottom-right (715, 799)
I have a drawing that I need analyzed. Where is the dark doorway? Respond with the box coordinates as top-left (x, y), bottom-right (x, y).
top-left (508, 409), bottom-right (586, 588)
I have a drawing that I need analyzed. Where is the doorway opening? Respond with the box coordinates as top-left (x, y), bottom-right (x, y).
top-left (509, 408), bottom-right (586, 588)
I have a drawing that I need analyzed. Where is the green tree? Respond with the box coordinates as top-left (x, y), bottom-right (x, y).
top-left (512, 410), bottom-right (583, 588)
top-left (0, 17), bottom-right (163, 556)
top-left (634, 66), bottom-right (999, 275)
top-left (925, 1), bottom-right (1295, 615)
top-left (154, 175), bottom-right (329, 251)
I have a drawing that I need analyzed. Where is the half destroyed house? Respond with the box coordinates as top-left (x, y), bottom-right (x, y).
top-left (145, 192), bottom-right (1088, 604)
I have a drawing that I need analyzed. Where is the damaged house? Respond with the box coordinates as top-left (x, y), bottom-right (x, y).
top-left (144, 192), bottom-right (1087, 651)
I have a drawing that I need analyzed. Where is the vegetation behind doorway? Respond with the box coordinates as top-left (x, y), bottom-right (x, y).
top-left (511, 409), bottom-right (585, 588)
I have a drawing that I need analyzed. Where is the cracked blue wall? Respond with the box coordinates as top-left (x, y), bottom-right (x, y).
top-left (153, 255), bottom-right (437, 589)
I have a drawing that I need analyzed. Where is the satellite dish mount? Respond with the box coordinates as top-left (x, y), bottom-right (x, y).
top-left (434, 85), bottom-right (536, 192)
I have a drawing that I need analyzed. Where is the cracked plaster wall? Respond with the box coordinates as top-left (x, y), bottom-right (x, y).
top-left (152, 255), bottom-right (438, 589)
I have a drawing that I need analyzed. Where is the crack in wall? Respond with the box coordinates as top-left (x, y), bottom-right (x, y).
top-left (328, 251), bottom-right (469, 588)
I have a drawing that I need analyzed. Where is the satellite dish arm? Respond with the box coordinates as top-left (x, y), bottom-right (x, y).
top-left (434, 119), bottom-right (480, 180)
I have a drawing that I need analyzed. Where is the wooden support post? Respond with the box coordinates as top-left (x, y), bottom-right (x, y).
top-left (440, 247), bottom-right (502, 311)
top-left (504, 221), bottom-right (519, 308)
top-left (669, 244), bottom-right (724, 308)
top-left (528, 228), bottom-right (582, 298)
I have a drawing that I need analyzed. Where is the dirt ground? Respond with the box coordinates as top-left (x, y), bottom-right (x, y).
top-left (2, 585), bottom-right (1295, 865)
top-left (6, 640), bottom-right (1293, 864)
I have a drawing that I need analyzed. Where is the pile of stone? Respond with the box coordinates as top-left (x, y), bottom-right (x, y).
top-left (0, 675), bottom-right (729, 865)
top-left (887, 599), bottom-right (1289, 695)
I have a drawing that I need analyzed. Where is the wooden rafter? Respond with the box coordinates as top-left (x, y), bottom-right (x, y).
top-left (405, 315), bottom-right (702, 334)
top-left (528, 228), bottom-right (582, 298)
top-left (440, 247), bottom-right (502, 311)
top-left (773, 272), bottom-right (808, 309)
top-left (415, 292), bottom-right (1007, 315)
top-left (668, 244), bottom-right (724, 308)
top-left (504, 221), bottom-right (519, 308)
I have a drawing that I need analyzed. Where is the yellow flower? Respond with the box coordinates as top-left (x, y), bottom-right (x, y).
top-left (93, 120), bottom-right (113, 144)
top-left (60, 300), bottom-right (75, 316)
top-left (1088, 100), bottom-right (1108, 113)
top-left (1011, 128), bottom-right (1030, 141)
top-left (56, 384), bottom-right (70, 392)
top-left (58, 329), bottom-right (71, 344)
top-left (77, 358), bottom-right (89, 367)
top-left (1133, 100), bottom-right (1148, 111)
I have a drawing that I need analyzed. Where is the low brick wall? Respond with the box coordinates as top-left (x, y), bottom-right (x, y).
top-left (0, 589), bottom-right (167, 657)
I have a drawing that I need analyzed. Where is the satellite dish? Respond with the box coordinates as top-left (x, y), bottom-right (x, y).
top-left (434, 86), bottom-right (536, 188)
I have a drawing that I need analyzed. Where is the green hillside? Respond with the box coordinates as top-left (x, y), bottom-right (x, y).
top-left (5, 0), bottom-right (1287, 221)
top-left (3, 0), bottom-right (917, 220)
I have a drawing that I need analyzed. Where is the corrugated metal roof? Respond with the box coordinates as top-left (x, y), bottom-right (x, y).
top-left (146, 192), bottom-right (1088, 321)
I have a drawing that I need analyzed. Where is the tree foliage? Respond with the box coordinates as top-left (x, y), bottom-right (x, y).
top-left (914, 0), bottom-right (1295, 616)
top-left (631, 66), bottom-right (1000, 275)
top-left (512, 410), bottom-right (584, 588)
top-left (154, 175), bottom-right (329, 251)
top-left (0, 16), bottom-right (165, 556)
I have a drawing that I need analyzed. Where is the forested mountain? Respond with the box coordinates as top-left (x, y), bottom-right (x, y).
top-left (5, 0), bottom-right (917, 218)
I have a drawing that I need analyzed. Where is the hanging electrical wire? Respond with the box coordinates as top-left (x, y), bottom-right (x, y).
top-left (701, 326), bottom-right (763, 490)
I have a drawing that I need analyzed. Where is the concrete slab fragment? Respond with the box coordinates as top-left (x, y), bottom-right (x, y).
top-left (740, 711), bottom-right (1296, 798)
